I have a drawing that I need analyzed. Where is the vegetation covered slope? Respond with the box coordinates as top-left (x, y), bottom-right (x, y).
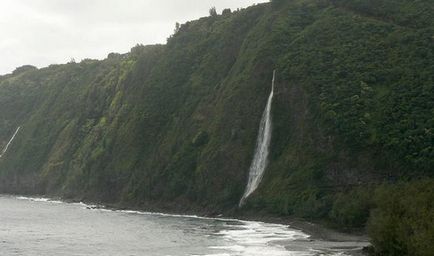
top-left (0, 0), bottom-right (433, 254)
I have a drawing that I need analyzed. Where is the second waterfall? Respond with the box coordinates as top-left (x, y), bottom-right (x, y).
top-left (239, 70), bottom-right (275, 207)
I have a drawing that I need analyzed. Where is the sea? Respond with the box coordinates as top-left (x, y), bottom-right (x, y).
top-left (0, 195), bottom-right (367, 256)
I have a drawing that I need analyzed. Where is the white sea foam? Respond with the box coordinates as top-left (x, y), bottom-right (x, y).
top-left (192, 254), bottom-right (231, 256)
top-left (72, 201), bottom-right (98, 208)
top-left (16, 196), bottom-right (62, 204)
top-left (207, 220), bottom-right (313, 256)
top-left (114, 208), bottom-right (239, 223)
top-left (14, 195), bottom-right (234, 222)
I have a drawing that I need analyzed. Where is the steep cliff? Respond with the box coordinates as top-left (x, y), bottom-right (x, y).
top-left (1, 1), bottom-right (433, 254)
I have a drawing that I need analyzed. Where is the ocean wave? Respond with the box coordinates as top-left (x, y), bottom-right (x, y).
top-left (208, 220), bottom-right (312, 256)
top-left (16, 196), bottom-right (62, 204)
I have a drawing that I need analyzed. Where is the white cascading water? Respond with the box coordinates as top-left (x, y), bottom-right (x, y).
top-left (0, 126), bottom-right (21, 158)
top-left (239, 71), bottom-right (275, 207)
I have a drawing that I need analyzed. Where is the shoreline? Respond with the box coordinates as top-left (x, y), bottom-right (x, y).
top-left (222, 214), bottom-right (370, 256)
top-left (7, 194), bottom-right (371, 255)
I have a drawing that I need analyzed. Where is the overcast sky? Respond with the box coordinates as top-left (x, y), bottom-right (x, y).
top-left (0, 0), bottom-right (267, 75)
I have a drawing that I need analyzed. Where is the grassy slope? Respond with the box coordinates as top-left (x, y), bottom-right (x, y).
top-left (0, 0), bottom-right (433, 254)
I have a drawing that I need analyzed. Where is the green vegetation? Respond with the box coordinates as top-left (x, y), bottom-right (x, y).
top-left (0, 1), bottom-right (432, 254)
top-left (368, 181), bottom-right (434, 256)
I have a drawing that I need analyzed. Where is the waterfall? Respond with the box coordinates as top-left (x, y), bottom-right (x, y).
top-left (0, 127), bottom-right (21, 158)
top-left (239, 71), bottom-right (275, 207)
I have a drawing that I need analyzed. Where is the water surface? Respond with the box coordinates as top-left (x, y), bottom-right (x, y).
top-left (0, 196), bottom-right (365, 255)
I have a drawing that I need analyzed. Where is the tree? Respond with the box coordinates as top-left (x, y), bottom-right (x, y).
top-left (271, 0), bottom-right (286, 8)
top-left (222, 8), bottom-right (231, 15)
top-left (209, 7), bottom-right (217, 17)
top-left (12, 65), bottom-right (37, 75)
top-left (174, 22), bottom-right (180, 34)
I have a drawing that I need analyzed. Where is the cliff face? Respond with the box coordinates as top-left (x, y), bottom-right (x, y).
top-left (0, 0), bottom-right (433, 246)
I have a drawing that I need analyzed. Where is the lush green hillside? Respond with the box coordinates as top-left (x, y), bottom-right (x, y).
top-left (1, 0), bottom-right (433, 254)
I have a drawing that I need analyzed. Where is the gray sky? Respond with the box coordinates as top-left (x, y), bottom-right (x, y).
top-left (0, 0), bottom-right (267, 75)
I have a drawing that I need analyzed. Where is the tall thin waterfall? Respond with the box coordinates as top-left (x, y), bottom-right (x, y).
top-left (0, 126), bottom-right (21, 158)
top-left (239, 71), bottom-right (275, 207)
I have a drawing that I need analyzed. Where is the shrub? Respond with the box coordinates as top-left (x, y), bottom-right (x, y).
top-left (368, 181), bottom-right (434, 256)
top-left (330, 187), bottom-right (374, 229)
